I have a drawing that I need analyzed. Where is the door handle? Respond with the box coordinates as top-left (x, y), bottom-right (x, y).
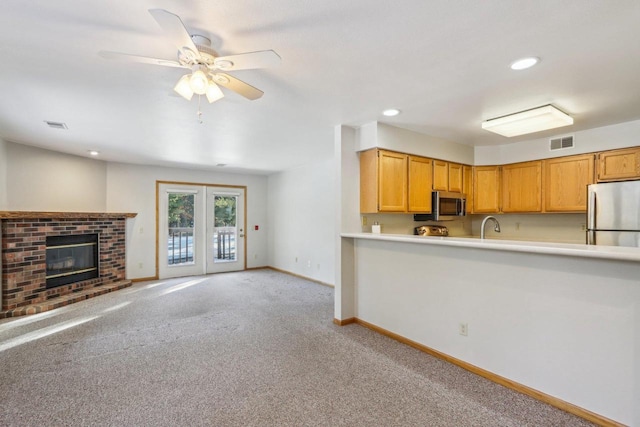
top-left (587, 190), bottom-right (596, 230)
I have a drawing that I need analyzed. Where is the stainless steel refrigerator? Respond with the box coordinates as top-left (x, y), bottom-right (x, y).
top-left (586, 181), bottom-right (640, 247)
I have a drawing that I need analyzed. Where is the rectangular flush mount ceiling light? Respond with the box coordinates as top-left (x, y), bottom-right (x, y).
top-left (481, 104), bottom-right (573, 137)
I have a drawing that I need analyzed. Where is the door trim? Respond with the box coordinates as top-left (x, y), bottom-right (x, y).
top-left (155, 180), bottom-right (247, 279)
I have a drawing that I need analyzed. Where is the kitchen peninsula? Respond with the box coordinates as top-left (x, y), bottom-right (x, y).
top-left (338, 232), bottom-right (639, 426)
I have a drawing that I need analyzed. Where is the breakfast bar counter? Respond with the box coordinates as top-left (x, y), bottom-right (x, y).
top-left (337, 232), bottom-right (640, 426)
top-left (341, 232), bottom-right (640, 262)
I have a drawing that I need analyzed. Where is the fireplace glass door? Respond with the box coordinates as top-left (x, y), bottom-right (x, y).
top-left (46, 233), bottom-right (99, 288)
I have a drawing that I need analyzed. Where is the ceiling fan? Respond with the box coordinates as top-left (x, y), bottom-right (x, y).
top-left (99, 9), bottom-right (281, 103)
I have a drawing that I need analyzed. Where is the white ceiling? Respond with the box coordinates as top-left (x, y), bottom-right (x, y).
top-left (1, 1), bottom-right (640, 174)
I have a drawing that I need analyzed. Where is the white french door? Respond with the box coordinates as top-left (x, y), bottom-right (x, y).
top-left (206, 187), bottom-right (245, 274)
top-left (157, 183), bottom-right (245, 279)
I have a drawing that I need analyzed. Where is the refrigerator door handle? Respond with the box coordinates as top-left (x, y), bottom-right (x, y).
top-left (587, 189), bottom-right (597, 230)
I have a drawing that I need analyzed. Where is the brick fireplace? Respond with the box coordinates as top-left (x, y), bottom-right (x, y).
top-left (1, 211), bottom-right (136, 317)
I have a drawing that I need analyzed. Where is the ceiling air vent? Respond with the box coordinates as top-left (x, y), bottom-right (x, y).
top-left (549, 135), bottom-right (574, 151)
top-left (44, 121), bottom-right (68, 130)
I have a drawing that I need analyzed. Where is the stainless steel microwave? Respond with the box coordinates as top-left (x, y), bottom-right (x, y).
top-left (413, 191), bottom-right (466, 221)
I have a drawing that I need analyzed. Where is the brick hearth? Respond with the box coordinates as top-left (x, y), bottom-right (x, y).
top-left (1, 211), bottom-right (136, 317)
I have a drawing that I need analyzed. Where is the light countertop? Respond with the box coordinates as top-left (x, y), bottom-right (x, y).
top-left (341, 232), bottom-right (640, 262)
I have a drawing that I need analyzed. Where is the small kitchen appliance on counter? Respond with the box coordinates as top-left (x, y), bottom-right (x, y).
top-left (415, 225), bottom-right (449, 236)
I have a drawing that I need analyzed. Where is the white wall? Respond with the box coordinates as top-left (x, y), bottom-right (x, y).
top-left (335, 125), bottom-right (360, 319)
top-left (0, 138), bottom-right (7, 209)
top-left (267, 157), bottom-right (335, 285)
top-left (475, 119), bottom-right (640, 165)
top-left (350, 237), bottom-right (639, 426)
top-left (3, 141), bottom-right (107, 211)
top-left (358, 122), bottom-right (475, 164)
top-left (106, 162), bottom-right (269, 280)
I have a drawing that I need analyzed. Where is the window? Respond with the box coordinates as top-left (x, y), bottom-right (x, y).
top-left (167, 192), bottom-right (195, 265)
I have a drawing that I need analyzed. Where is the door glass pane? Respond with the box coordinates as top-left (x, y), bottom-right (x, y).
top-left (167, 193), bottom-right (195, 265)
top-left (213, 195), bottom-right (237, 263)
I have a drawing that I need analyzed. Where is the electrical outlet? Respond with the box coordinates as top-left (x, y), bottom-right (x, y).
top-left (138, 262), bottom-right (143, 269)
top-left (254, 254), bottom-right (258, 259)
top-left (581, 223), bottom-right (586, 231)
top-left (295, 257), bottom-right (298, 263)
top-left (515, 222), bottom-right (520, 231)
top-left (362, 216), bottom-right (368, 226)
top-left (459, 323), bottom-right (468, 336)
top-left (307, 260), bottom-right (311, 268)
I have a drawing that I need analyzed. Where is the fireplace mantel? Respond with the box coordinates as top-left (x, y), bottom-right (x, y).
top-left (0, 211), bottom-right (137, 219)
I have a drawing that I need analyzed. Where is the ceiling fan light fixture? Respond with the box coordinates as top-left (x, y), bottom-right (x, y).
top-left (205, 81), bottom-right (224, 103)
top-left (189, 68), bottom-right (209, 95)
top-left (482, 105), bottom-right (573, 137)
top-left (174, 74), bottom-right (194, 100)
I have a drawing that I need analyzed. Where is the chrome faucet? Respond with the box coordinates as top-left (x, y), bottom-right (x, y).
top-left (480, 216), bottom-right (501, 239)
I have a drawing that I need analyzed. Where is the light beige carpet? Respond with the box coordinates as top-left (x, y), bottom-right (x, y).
top-left (0, 269), bottom-right (595, 426)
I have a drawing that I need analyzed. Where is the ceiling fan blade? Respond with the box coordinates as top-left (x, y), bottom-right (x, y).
top-left (148, 9), bottom-right (200, 60)
top-left (212, 73), bottom-right (264, 100)
top-left (98, 51), bottom-right (187, 68)
top-left (213, 50), bottom-right (281, 71)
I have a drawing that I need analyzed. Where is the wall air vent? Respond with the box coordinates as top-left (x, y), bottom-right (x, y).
top-left (549, 135), bottom-right (574, 151)
top-left (44, 121), bottom-right (68, 130)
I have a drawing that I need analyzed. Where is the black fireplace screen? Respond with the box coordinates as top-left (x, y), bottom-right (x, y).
top-left (46, 234), bottom-right (99, 289)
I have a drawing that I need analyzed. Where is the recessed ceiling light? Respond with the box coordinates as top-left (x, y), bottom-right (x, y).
top-left (510, 57), bottom-right (539, 70)
top-left (88, 150), bottom-right (100, 156)
top-left (382, 109), bottom-right (401, 117)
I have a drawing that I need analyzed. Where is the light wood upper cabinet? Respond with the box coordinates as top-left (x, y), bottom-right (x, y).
top-left (473, 166), bottom-right (501, 213)
top-left (408, 156), bottom-right (433, 212)
top-left (501, 161), bottom-right (542, 213)
top-left (448, 163), bottom-right (463, 193)
top-left (597, 147), bottom-right (640, 182)
top-left (360, 149), bottom-right (407, 213)
top-left (432, 160), bottom-right (449, 191)
top-left (462, 165), bottom-right (473, 213)
top-left (544, 154), bottom-right (594, 212)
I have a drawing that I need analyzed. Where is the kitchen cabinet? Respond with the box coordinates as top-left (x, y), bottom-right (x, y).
top-left (433, 160), bottom-right (464, 193)
top-left (432, 160), bottom-right (449, 191)
top-left (462, 165), bottom-right (473, 214)
top-left (473, 166), bottom-right (501, 213)
top-left (448, 163), bottom-right (464, 193)
top-left (597, 147), bottom-right (640, 182)
top-left (360, 149), bottom-right (407, 213)
top-left (408, 155), bottom-right (433, 212)
top-left (501, 161), bottom-right (542, 213)
top-left (544, 154), bottom-right (594, 212)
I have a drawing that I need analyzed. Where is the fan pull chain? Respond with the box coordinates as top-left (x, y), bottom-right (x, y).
top-left (197, 95), bottom-right (203, 124)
